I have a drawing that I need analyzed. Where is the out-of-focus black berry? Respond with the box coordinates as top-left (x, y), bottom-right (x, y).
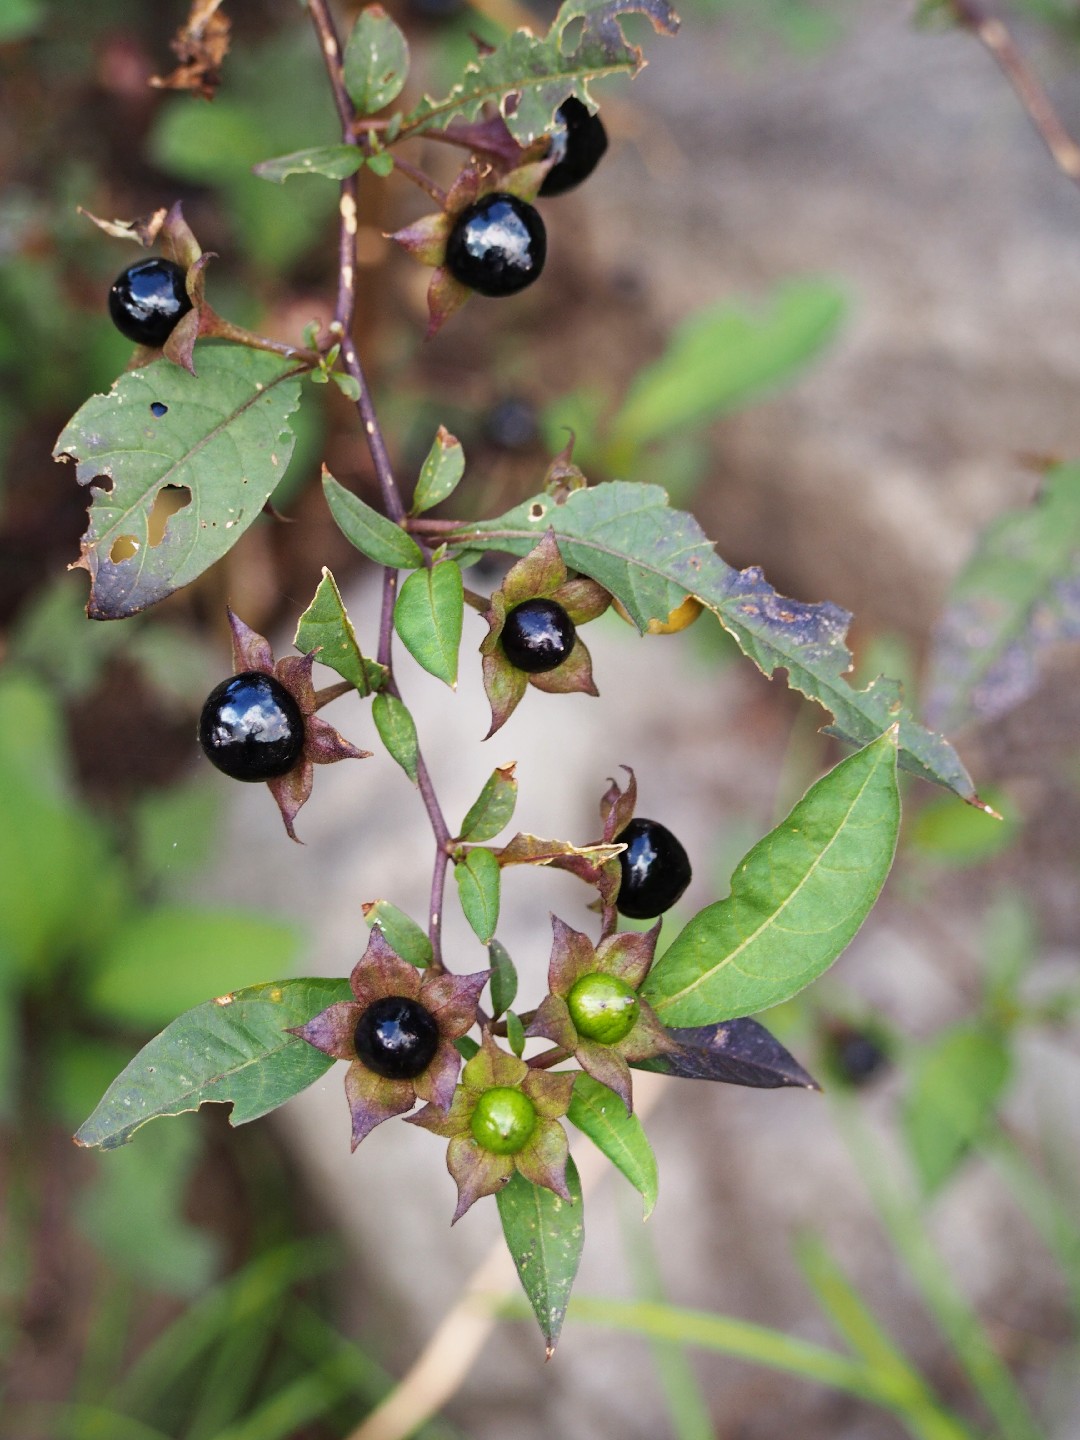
top-left (485, 396), bottom-right (539, 451)
top-left (540, 98), bottom-right (609, 197)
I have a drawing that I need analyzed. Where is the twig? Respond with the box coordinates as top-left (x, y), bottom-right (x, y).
top-left (947, 0), bottom-right (1080, 185)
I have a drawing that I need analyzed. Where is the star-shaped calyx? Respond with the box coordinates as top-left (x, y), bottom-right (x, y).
top-left (224, 609), bottom-right (371, 841)
top-left (390, 155), bottom-right (550, 338)
top-left (525, 915), bottom-right (677, 1113)
top-left (288, 928), bottom-right (489, 1149)
top-left (408, 1031), bottom-right (575, 1222)
top-left (480, 529), bottom-right (610, 738)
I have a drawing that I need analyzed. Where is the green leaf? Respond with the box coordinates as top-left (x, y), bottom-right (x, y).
top-left (411, 426), bottom-right (465, 515)
top-left (322, 469), bottom-right (425, 569)
top-left (85, 907), bottom-right (303, 1030)
top-left (927, 463), bottom-right (1080, 732)
top-left (331, 370), bottom-right (362, 400)
top-left (643, 731), bottom-right (900, 1025)
top-left (448, 482), bottom-right (976, 803)
top-left (133, 781), bottom-right (222, 888)
top-left (252, 145), bottom-right (366, 183)
top-left (371, 692), bottom-right (419, 783)
top-left (76, 978), bottom-right (351, 1150)
top-left (902, 1023), bottom-right (1012, 1197)
top-left (496, 1157), bottom-right (584, 1357)
top-left (295, 568), bottom-right (386, 696)
top-left (609, 280), bottom-right (845, 451)
top-left (366, 150), bottom-right (395, 178)
top-left (505, 1010), bottom-right (526, 1057)
top-left (344, 5), bottom-right (410, 114)
top-left (54, 348), bottom-right (304, 619)
top-left (488, 939), bottom-right (518, 1019)
top-left (399, 0), bottom-right (678, 143)
top-left (568, 1072), bottom-right (658, 1218)
top-left (454, 847), bottom-right (501, 944)
top-left (460, 764), bottom-right (518, 842)
top-left (363, 900), bottom-right (432, 968)
top-left (394, 559), bottom-right (464, 687)
top-left (0, 0), bottom-right (43, 43)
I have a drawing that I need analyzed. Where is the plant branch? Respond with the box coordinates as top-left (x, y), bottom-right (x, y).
top-left (392, 156), bottom-right (448, 206)
top-left (947, 0), bottom-right (1080, 186)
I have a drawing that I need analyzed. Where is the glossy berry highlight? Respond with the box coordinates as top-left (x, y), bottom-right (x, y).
top-left (567, 972), bottom-right (639, 1045)
top-left (501, 598), bottom-right (576, 673)
top-left (445, 193), bottom-right (546, 298)
top-left (470, 1086), bottom-right (538, 1154)
top-left (198, 672), bottom-right (304, 782)
top-left (108, 257), bottom-right (192, 347)
top-left (540, 98), bottom-right (609, 197)
top-left (615, 817), bottom-right (692, 919)
top-left (353, 996), bottom-right (440, 1080)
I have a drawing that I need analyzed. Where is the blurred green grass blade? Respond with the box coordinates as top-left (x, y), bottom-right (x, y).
top-left (10, 1404), bottom-right (173, 1440)
top-left (618, 1191), bottom-right (714, 1440)
top-left (795, 1233), bottom-right (979, 1440)
top-left (185, 1295), bottom-right (285, 1440)
top-left (839, 1099), bottom-right (1044, 1440)
top-left (984, 1125), bottom-right (1080, 1324)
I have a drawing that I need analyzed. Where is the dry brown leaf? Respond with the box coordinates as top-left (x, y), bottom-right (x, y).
top-left (151, 0), bottom-right (231, 100)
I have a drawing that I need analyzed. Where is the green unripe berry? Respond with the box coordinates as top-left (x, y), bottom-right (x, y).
top-left (470, 1086), bottom-right (538, 1155)
top-left (567, 972), bottom-right (639, 1045)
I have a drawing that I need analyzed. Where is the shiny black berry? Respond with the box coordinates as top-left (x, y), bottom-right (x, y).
top-left (615, 817), bottom-right (691, 919)
top-left (198, 672), bottom-right (304, 782)
top-left (445, 193), bottom-right (546, 298)
top-left (501, 598), bottom-right (575, 673)
top-left (539, 98), bottom-right (609, 197)
top-left (108, 257), bottom-right (193, 347)
top-left (354, 996), bottom-right (440, 1080)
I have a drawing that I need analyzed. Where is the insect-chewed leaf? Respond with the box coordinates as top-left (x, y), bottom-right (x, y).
top-left (323, 469), bottom-right (425, 569)
top-left (455, 847), bottom-right (501, 944)
top-left (460, 764), bottom-right (518, 842)
top-left (449, 482), bottom-right (977, 804)
top-left (926, 464), bottom-right (1080, 732)
top-left (609, 280), bottom-right (844, 451)
top-left (901, 1022), bottom-right (1011, 1197)
top-left (488, 939), bottom-right (518, 1018)
top-left (372, 692), bottom-right (419, 783)
top-left (295, 568), bottom-right (386, 696)
top-left (253, 145), bottom-right (367, 183)
top-left (642, 731), bottom-right (900, 1026)
top-left (412, 426), bottom-right (465, 515)
top-left (55, 348), bottom-right (303, 619)
top-left (567, 1072), bottom-right (658, 1218)
top-left (497, 1158), bottom-right (584, 1357)
top-left (75, 978), bottom-right (351, 1150)
top-left (344, 5), bottom-right (410, 115)
top-left (634, 1017), bottom-right (819, 1090)
top-left (399, 0), bottom-right (679, 143)
top-left (362, 900), bottom-right (432, 967)
top-left (394, 559), bottom-right (464, 687)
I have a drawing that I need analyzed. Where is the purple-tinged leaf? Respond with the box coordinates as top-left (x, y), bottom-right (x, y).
top-left (635, 1017), bottom-right (819, 1090)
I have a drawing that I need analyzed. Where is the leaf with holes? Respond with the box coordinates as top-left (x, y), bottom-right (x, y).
top-left (54, 347), bottom-right (304, 619)
top-left (344, 5), bottom-right (409, 115)
top-left (642, 731), bottom-right (900, 1026)
top-left (394, 558), bottom-right (464, 687)
top-left (75, 978), bottom-right (351, 1150)
top-left (455, 846), bottom-right (501, 944)
top-left (497, 1158), bottom-right (584, 1356)
top-left (295, 568), bottom-right (386, 696)
top-left (399, 0), bottom-right (679, 143)
top-left (446, 482), bottom-right (978, 803)
top-left (567, 1072), bottom-right (658, 1218)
